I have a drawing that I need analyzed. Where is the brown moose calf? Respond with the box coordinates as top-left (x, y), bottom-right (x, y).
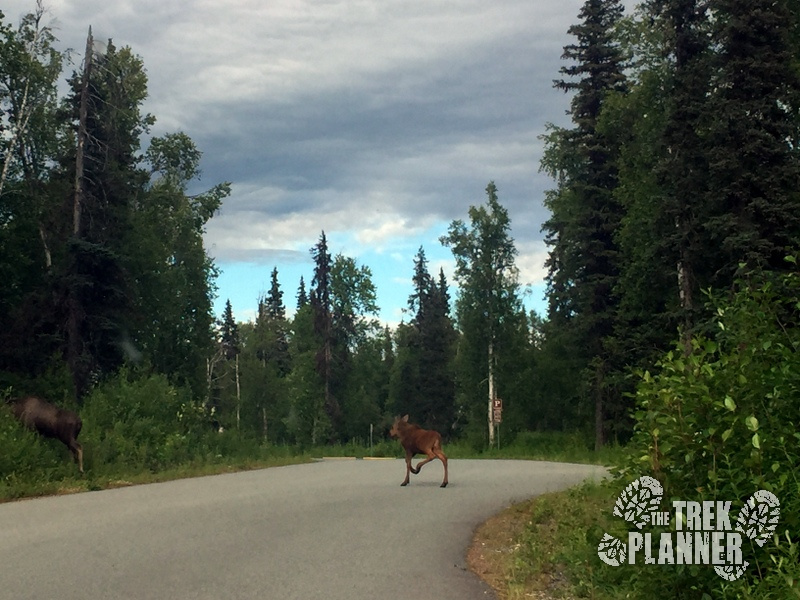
top-left (389, 414), bottom-right (448, 487)
top-left (7, 395), bottom-right (84, 473)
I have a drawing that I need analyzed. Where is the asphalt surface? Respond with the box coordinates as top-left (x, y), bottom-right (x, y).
top-left (0, 459), bottom-right (606, 600)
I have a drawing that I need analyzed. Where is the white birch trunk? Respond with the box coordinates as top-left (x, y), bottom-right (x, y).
top-left (235, 353), bottom-right (241, 431)
top-left (488, 339), bottom-right (495, 446)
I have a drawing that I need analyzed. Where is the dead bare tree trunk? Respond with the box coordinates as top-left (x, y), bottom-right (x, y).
top-left (66, 27), bottom-right (93, 400)
top-left (73, 27), bottom-right (92, 237)
top-left (38, 224), bottom-right (52, 269)
top-left (205, 345), bottom-right (225, 407)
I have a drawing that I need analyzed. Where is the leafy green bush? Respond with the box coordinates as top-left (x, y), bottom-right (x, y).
top-left (368, 440), bottom-right (400, 457)
top-left (81, 370), bottom-right (211, 473)
top-left (0, 405), bottom-right (72, 477)
top-left (621, 263), bottom-right (800, 598)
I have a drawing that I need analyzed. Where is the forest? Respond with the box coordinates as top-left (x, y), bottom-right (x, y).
top-left (1, 0), bottom-right (798, 596)
top-left (0, 5), bottom-right (542, 452)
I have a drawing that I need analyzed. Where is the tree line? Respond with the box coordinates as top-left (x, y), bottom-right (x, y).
top-left (0, 6), bottom-right (229, 405)
top-left (0, 5), bottom-right (542, 448)
top-left (2, 0), bottom-right (798, 593)
top-left (540, 0), bottom-right (800, 449)
top-left (212, 208), bottom-right (538, 447)
top-left (543, 1), bottom-right (800, 595)
top-left (1, 0), bottom-right (798, 461)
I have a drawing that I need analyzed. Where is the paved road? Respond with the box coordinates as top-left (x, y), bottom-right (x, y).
top-left (0, 459), bottom-right (605, 600)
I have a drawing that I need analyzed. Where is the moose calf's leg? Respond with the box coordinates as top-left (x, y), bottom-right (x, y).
top-left (401, 454), bottom-right (413, 486)
top-left (438, 451), bottom-right (448, 488)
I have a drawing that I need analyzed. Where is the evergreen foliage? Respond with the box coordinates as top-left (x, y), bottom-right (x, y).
top-left (704, 0), bottom-right (800, 278)
top-left (390, 248), bottom-right (456, 433)
top-left (540, 0), bottom-right (629, 447)
top-left (2, 17), bottom-right (799, 595)
top-left (533, 0), bottom-right (800, 594)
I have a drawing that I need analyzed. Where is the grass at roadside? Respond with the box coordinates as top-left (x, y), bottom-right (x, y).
top-left (471, 480), bottom-right (627, 600)
top-left (0, 430), bottom-right (618, 502)
top-left (344, 431), bottom-right (625, 466)
top-left (0, 453), bottom-right (313, 503)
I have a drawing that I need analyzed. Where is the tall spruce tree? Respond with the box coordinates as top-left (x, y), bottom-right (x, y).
top-left (704, 0), bottom-right (800, 278)
top-left (309, 231), bottom-right (338, 440)
top-left (296, 275), bottom-right (308, 309)
top-left (571, 8), bottom-right (684, 446)
top-left (242, 268), bottom-right (290, 441)
top-left (286, 287), bottom-right (324, 445)
top-left (254, 267), bottom-right (290, 375)
top-left (212, 299), bottom-right (241, 428)
top-left (219, 299), bottom-right (238, 356)
top-left (392, 248), bottom-right (456, 432)
top-left (645, 0), bottom-right (714, 348)
top-left (540, 0), bottom-right (628, 447)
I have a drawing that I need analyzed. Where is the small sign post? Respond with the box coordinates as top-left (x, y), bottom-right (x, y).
top-left (492, 398), bottom-right (503, 424)
top-left (492, 398), bottom-right (503, 450)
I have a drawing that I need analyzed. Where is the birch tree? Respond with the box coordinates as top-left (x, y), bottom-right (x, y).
top-left (0, 4), bottom-right (63, 267)
top-left (441, 182), bottom-right (520, 446)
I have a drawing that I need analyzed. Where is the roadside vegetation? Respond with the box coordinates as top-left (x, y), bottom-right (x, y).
top-left (1, 2), bottom-right (798, 599)
top-left (0, 378), bottom-right (615, 501)
top-left (473, 267), bottom-right (800, 599)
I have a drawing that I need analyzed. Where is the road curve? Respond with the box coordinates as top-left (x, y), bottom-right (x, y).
top-left (0, 459), bottom-right (605, 600)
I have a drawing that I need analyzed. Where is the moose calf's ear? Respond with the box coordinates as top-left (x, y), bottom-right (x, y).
top-left (402, 415), bottom-right (409, 422)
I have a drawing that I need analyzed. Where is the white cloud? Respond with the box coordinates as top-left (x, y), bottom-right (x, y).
top-left (516, 240), bottom-right (550, 286)
top-left (5, 0), bottom-right (593, 320)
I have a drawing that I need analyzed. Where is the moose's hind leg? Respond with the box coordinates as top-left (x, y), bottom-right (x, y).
top-left (437, 451), bottom-right (448, 487)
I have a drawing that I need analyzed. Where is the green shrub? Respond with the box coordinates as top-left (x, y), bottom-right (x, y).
top-left (0, 404), bottom-right (71, 480)
top-left (369, 440), bottom-right (400, 457)
top-left (81, 370), bottom-right (210, 473)
top-left (621, 263), bottom-right (800, 598)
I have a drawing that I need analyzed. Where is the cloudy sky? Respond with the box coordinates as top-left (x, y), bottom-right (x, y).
top-left (5, 0), bottom-right (601, 325)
